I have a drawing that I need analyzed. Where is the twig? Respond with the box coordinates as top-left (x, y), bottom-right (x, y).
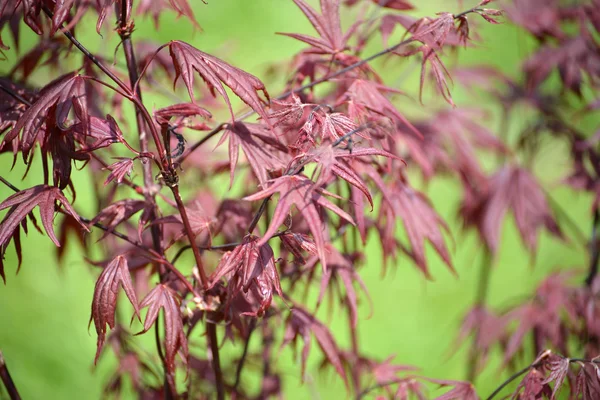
top-left (585, 209), bottom-right (600, 286)
top-left (233, 319), bottom-right (256, 391)
top-left (170, 186), bottom-right (209, 289)
top-left (206, 322), bottom-right (225, 400)
top-left (485, 353), bottom-right (600, 400)
top-left (355, 379), bottom-right (404, 400)
top-left (0, 351), bottom-right (21, 400)
top-left (467, 250), bottom-right (492, 382)
top-left (485, 363), bottom-right (534, 400)
top-left (181, 4), bottom-right (491, 161)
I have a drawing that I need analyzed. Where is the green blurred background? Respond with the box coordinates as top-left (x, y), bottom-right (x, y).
top-left (0, 1), bottom-right (591, 399)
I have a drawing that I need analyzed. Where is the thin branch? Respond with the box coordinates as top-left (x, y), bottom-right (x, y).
top-left (41, 5), bottom-right (132, 96)
top-left (206, 322), bottom-right (225, 400)
top-left (485, 353), bottom-right (600, 400)
top-left (355, 379), bottom-right (405, 400)
top-left (114, 4), bottom-right (167, 304)
top-left (233, 319), bottom-right (256, 391)
top-left (154, 313), bottom-right (174, 400)
top-left (467, 249), bottom-right (492, 382)
top-left (0, 351), bottom-right (20, 400)
top-left (0, 84), bottom-right (31, 106)
top-left (485, 363), bottom-right (534, 400)
top-left (585, 209), bottom-right (600, 286)
top-left (170, 186), bottom-right (209, 289)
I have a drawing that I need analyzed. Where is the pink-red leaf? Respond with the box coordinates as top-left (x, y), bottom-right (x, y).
top-left (281, 306), bottom-right (348, 387)
top-left (104, 158), bottom-right (134, 186)
top-left (3, 73), bottom-right (87, 160)
top-left (0, 185), bottom-right (88, 248)
top-left (243, 174), bottom-right (355, 271)
top-left (168, 41), bottom-right (270, 124)
top-left (154, 102), bottom-right (212, 125)
top-left (210, 235), bottom-right (283, 317)
top-left (90, 255), bottom-right (140, 363)
top-left (138, 284), bottom-right (189, 379)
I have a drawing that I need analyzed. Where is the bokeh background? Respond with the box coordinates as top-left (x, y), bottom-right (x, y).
top-left (0, 1), bottom-right (590, 399)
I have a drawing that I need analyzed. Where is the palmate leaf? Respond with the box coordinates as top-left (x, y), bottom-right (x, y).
top-left (90, 255), bottom-right (140, 363)
top-left (104, 158), bottom-right (134, 186)
top-left (460, 165), bottom-right (563, 255)
top-left (425, 378), bottom-right (479, 400)
top-left (0, 185), bottom-right (88, 282)
top-left (243, 174), bottom-right (355, 271)
top-left (168, 40), bottom-right (270, 124)
top-left (308, 145), bottom-right (403, 209)
top-left (217, 122), bottom-right (287, 186)
top-left (0, 184), bottom-right (87, 248)
top-left (343, 79), bottom-right (421, 137)
top-left (89, 199), bottom-right (147, 241)
top-left (2, 72), bottom-right (88, 160)
top-left (282, 306), bottom-right (348, 387)
top-left (370, 175), bottom-right (454, 278)
top-left (154, 102), bottom-right (212, 125)
top-left (138, 284), bottom-right (189, 381)
top-left (210, 235), bottom-right (283, 317)
top-left (137, 0), bottom-right (202, 29)
top-left (279, 0), bottom-right (344, 54)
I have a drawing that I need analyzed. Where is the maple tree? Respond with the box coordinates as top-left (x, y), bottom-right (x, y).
top-left (0, 0), bottom-right (599, 399)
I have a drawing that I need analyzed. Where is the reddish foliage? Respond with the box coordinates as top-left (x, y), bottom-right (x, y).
top-left (1, 0), bottom-right (598, 399)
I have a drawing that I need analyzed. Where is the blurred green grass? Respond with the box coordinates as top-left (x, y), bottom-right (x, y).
top-left (0, 1), bottom-right (591, 399)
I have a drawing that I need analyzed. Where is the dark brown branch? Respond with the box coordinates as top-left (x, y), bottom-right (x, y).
top-left (41, 5), bottom-right (132, 96)
top-left (485, 363), bottom-right (534, 400)
top-left (585, 210), bottom-right (600, 286)
top-left (41, 5), bottom-right (168, 168)
top-left (233, 319), bottom-right (256, 391)
top-left (0, 351), bottom-right (21, 400)
top-left (206, 321), bottom-right (225, 400)
top-left (169, 186), bottom-right (209, 289)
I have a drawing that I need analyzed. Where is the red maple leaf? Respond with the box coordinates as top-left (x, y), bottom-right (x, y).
top-left (279, 0), bottom-right (358, 55)
top-left (168, 40), bottom-right (270, 124)
top-left (216, 122), bottom-right (287, 186)
top-left (138, 284), bottom-right (189, 384)
top-left (103, 158), bottom-right (134, 186)
top-left (425, 378), bottom-right (479, 400)
top-left (281, 306), bottom-right (348, 386)
top-left (0, 185), bottom-right (88, 281)
top-left (2, 72), bottom-right (88, 160)
top-left (243, 174), bottom-right (355, 270)
top-left (210, 235), bottom-right (283, 317)
top-left (90, 255), bottom-right (141, 363)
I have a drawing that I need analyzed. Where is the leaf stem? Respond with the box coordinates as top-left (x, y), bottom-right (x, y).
top-left (585, 209), bottom-right (600, 286)
top-left (233, 319), bottom-right (256, 391)
top-left (41, 5), bottom-right (132, 96)
top-left (0, 351), bottom-right (20, 400)
top-left (115, 4), bottom-right (167, 290)
top-left (466, 249), bottom-right (492, 382)
top-left (206, 322), bottom-right (225, 400)
top-left (170, 186), bottom-right (209, 289)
